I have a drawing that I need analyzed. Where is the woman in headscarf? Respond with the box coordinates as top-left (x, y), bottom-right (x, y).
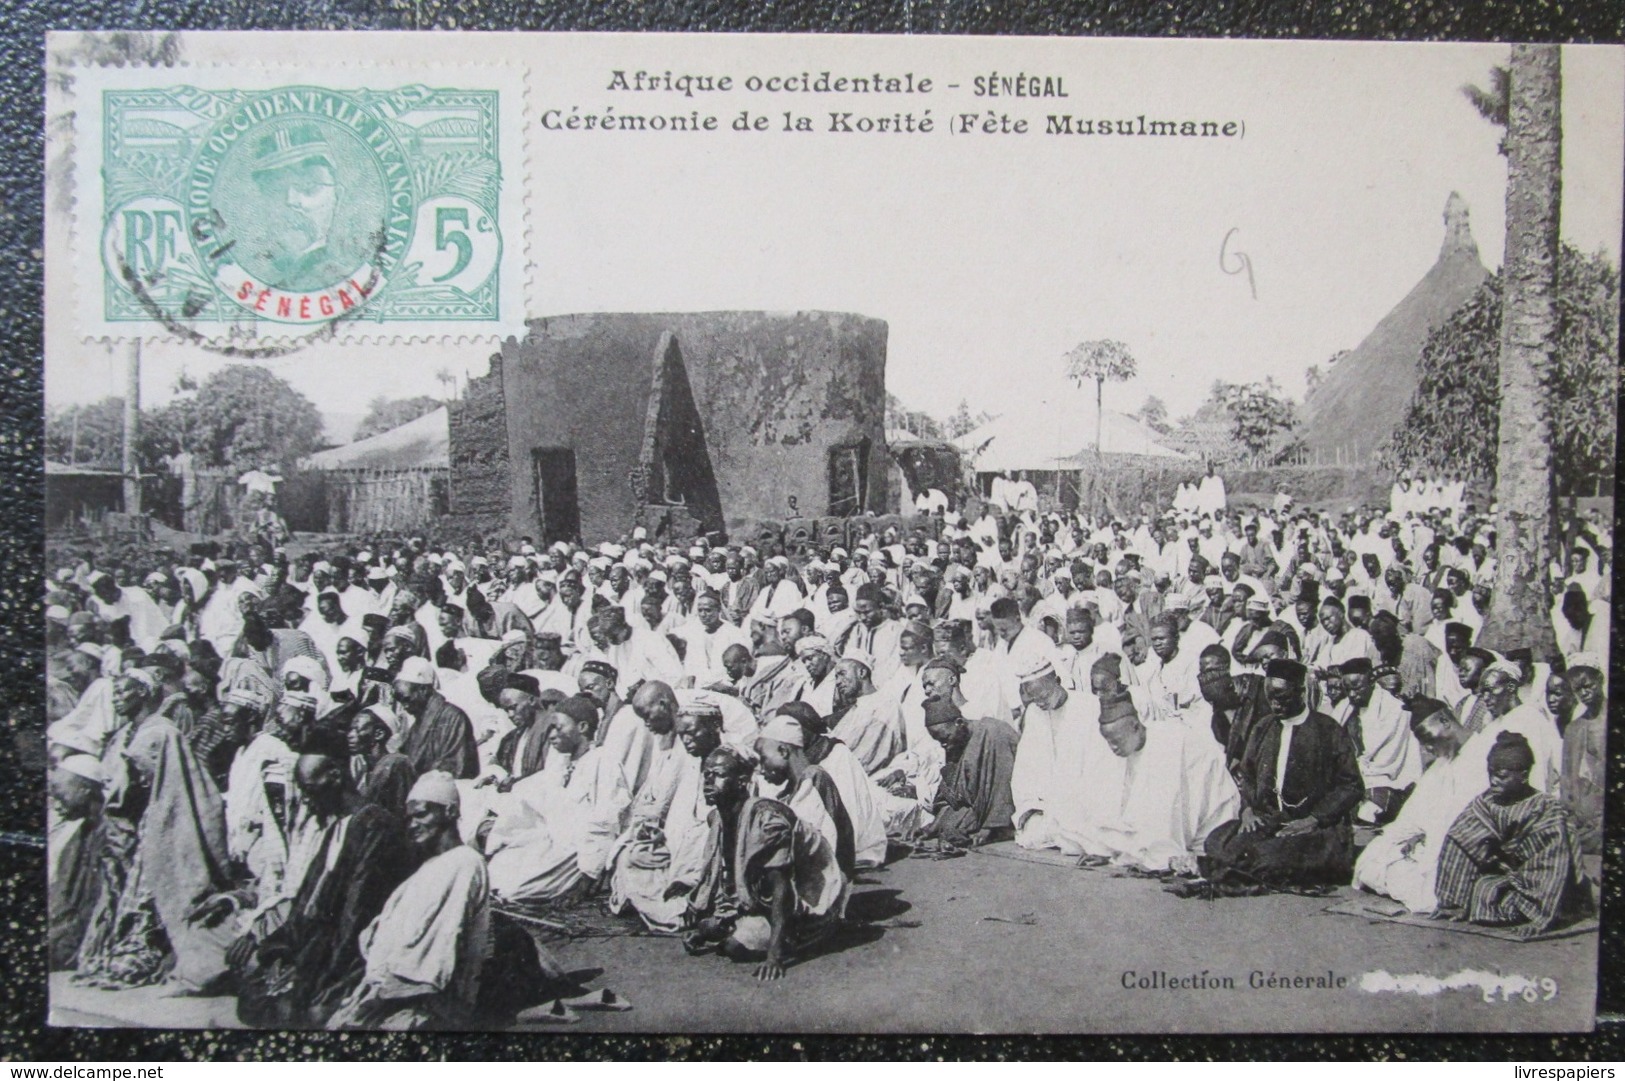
top-left (75, 712), bottom-right (236, 991)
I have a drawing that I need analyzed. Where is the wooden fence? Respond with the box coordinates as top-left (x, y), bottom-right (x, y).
top-left (150, 466), bottom-right (449, 536)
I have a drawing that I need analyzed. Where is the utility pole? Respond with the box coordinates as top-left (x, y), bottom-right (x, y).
top-left (122, 340), bottom-right (142, 516)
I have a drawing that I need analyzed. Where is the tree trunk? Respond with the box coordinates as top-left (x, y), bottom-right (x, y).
top-left (1094, 377), bottom-right (1104, 457)
top-left (1482, 44), bottom-right (1562, 659)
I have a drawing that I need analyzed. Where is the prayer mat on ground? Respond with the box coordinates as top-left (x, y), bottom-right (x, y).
top-left (495, 898), bottom-right (660, 942)
top-left (1322, 895), bottom-right (1600, 942)
top-left (973, 841), bottom-right (1083, 869)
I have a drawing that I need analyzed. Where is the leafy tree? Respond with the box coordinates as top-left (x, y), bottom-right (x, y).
top-left (1222, 378), bottom-right (1302, 464)
top-left (354, 395), bottom-right (445, 441)
top-left (1063, 339), bottom-right (1138, 456)
top-left (167, 364), bottom-right (325, 470)
top-left (46, 397), bottom-right (180, 472)
top-left (1134, 395), bottom-right (1171, 434)
top-left (884, 392), bottom-right (944, 440)
top-left (1383, 246), bottom-right (1616, 499)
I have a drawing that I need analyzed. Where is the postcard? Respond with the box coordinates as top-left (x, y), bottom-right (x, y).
top-left (41, 30), bottom-right (1622, 1033)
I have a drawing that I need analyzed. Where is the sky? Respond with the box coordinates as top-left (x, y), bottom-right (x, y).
top-left (45, 36), bottom-right (1624, 440)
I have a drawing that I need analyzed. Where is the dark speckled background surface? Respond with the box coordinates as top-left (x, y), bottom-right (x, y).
top-left (3, 0), bottom-right (1624, 1060)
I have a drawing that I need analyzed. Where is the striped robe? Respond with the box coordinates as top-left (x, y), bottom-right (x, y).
top-left (1434, 789), bottom-right (1593, 938)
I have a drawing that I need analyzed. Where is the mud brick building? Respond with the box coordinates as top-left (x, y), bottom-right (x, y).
top-left (447, 311), bottom-right (889, 543)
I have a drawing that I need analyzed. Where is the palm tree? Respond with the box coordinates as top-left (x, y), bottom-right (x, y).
top-left (1467, 46), bottom-right (1562, 657)
top-left (1064, 339), bottom-right (1138, 457)
top-left (435, 366), bottom-right (457, 401)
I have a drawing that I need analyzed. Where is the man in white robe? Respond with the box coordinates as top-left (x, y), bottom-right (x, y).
top-left (1011, 658), bottom-right (1101, 852)
top-left (482, 697), bottom-right (633, 905)
top-left (607, 694), bottom-right (747, 930)
top-left (828, 658), bottom-right (904, 775)
top-left (329, 772), bottom-right (490, 1030)
top-left (86, 573), bottom-right (168, 653)
top-left (198, 560), bottom-right (254, 657)
top-left (672, 593), bottom-right (748, 685)
top-left (1330, 658), bottom-right (1424, 825)
top-left (1354, 698), bottom-right (1478, 912)
top-left (589, 606), bottom-right (683, 698)
top-left (1061, 678), bottom-right (1221, 872)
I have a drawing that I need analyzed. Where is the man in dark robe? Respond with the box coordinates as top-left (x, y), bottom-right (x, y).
top-left (48, 755), bottom-right (106, 969)
top-left (1197, 658), bottom-right (1363, 894)
top-left (391, 656), bottom-right (479, 779)
top-left (1559, 660), bottom-right (1605, 857)
top-left (682, 746), bottom-right (846, 982)
top-left (919, 697), bottom-right (1018, 848)
top-left (1198, 643), bottom-right (1269, 772)
top-left (489, 672), bottom-right (554, 785)
top-left (1434, 730), bottom-right (1594, 938)
top-left (222, 731), bottom-right (414, 1027)
top-left (755, 714), bottom-right (856, 880)
top-left (348, 706), bottom-right (417, 817)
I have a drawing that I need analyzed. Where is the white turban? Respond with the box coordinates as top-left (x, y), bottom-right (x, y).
top-left (407, 770), bottom-right (460, 810)
top-left (396, 656), bottom-right (438, 686)
top-left (58, 754), bottom-right (108, 787)
top-left (758, 715), bottom-right (805, 748)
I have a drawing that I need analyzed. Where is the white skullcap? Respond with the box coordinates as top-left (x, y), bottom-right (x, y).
top-left (1012, 647), bottom-right (1056, 683)
top-left (500, 628), bottom-right (528, 645)
top-left (647, 569), bottom-right (668, 584)
top-left (359, 705), bottom-right (400, 736)
top-left (1202, 575), bottom-right (1224, 589)
top-left (407, 770), bottom-right (460, 810)
top-left (1052, 567), bottom-right (1073, 582)
top-left (312, 560), bottom-right (335, 575)
top-left (45, 605), bottom-right (70, 623)
top-left (366, 565), bottom-right (390, 581)
top-left (121, 667), bottom-right (160, 692)
top-left (58, 754), bottom-right (108, 787)
top-left (632, 527), bottom-right (648, 541)
top-left (1568, 651), bottom-right (1604, 673)
top-left (795, 634), bottom-right (832, 657)
top-left (759, 714), bottom-right (805, 748)
top-left (396, 656), bottom-right (438, 686)
top-left (831, 547), bottom-right (848, 560)
top-left (589, 556), bottom-right (612, 570)
top-left (674, 689), bottom-right (725, 719)
top-left (520, 544), bottom-right (537, 556)
top-left (538, 569), bottom-right (560, 584)
top-left (1245, 597), bottom-right (1271, 613)
top-left (506, 556), bottom-right (528, 569)
top-left (768, 555), bottom-right (791, 569)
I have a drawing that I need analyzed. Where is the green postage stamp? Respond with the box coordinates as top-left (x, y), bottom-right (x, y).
top-left (65, 63), bottom-right (528, 340)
